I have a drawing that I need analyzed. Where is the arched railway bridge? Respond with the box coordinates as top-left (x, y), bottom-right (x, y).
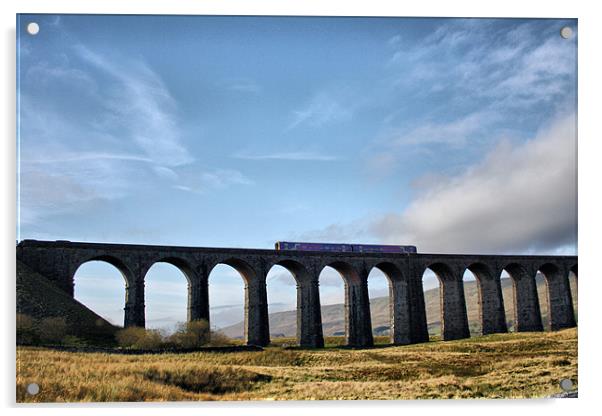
top-left (16, 240), bottom-right (577, 348)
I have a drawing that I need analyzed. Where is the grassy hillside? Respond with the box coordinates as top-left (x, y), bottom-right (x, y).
top-left (17, 260), bottom-right (119, 346)
top-left (223, 276), bottom-right (578, 338)
top-left (17, 328), bottom-right (577, 401)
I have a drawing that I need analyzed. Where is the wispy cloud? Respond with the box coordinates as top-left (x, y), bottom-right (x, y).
top-left (368, 20), bottom-right (577, 181)
top-left (201, 169), bottom-right (254, 188)
top-left (388, 110), bottom-right (499, 147)
top-left (19, 41), bottom-right (257, 224)
top-left (75, 44), bottom-right (193, 168)
top-left (173, 185), bottom-right (193, 192)
top-left (365, 110), bottom-right (501, 178)
top-left (232, 151), bottom-right (340, 161)
top-left (221, 78), bottom-right (262, 94)
top-left (48, 15), bottom-right (62, 28)
top-left (170, 168), bottom-right (253, 194)
top-left (287, 91), bottom-right (352, 131)
top-left (388, 20), bottom-right (576, 109)
top-left (19, 41), bottom-right (199, 224)
top-left (24, 152), bottom-right (153, 165)
top-left (152, 166), bottom-right (179, 181)
top-left (293, 220), bottom-right (372, 245)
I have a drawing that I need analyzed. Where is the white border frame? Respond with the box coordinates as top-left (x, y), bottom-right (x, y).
top-left (3, 1), bottom-right (601, 414)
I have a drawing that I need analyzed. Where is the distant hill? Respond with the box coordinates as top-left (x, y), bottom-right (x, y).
top-left (221, 276), bottom-right (578, 338)
top-left (17, 260), bottom-right (119, 345)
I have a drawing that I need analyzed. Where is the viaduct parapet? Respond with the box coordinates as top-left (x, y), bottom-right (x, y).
top-left (16, 240), bottom-right (577, 347)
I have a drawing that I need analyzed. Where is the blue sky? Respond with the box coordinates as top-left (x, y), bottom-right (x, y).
top-left (17, 15), bottom-right (577, 333)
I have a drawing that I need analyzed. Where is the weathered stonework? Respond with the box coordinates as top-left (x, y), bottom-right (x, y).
top-left (16, 240), bottom-right (577, 347)
top-left (508, 263), bottom-right (544, 332)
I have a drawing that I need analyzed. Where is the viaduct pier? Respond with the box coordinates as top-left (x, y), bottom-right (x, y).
top-left (16, 240), bottom-right (577, 348)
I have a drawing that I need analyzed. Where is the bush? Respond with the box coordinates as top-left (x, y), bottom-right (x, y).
top-left (169, 320), bottom-right (210, 348)
top-left (16, 313), bottom-right (36, 344)
top-left (61, 335), bottom-right (87, 347)
top-left (208, 330), bottom-right (236, 347)
top-left (115, 327), bottom-right (145, 347)
top-left (115, 327), bottom-right (164, 350)
top-left (37, 317), bottom-right (68, 344)
top-left (112, 320), bottom-right (235, 350)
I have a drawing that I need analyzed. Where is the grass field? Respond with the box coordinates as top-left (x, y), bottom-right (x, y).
top-left (16, 328), bottom-right (577, 402)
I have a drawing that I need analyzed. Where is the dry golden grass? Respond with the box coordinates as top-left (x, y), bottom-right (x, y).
top-left (16, 328), bottom-right (577, 402)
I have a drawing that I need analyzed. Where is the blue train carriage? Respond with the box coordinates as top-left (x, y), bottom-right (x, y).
top-left (275, 241), bottom-right (353, 252)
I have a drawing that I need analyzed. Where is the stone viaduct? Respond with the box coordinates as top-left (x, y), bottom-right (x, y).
top-left (16, 240), bottom-right (577, 348)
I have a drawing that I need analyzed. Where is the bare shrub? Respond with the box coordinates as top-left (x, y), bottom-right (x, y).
top-left (135, 330), bottom-right (164, 350)
top-left (116, 320), bottom-right (235, 350)
top-left (61, 335), bottom-right (87, 347)
top-left (208, 330), bottom-right (236, 347)
top-left (37, 317), bottom-right (68, 344)
top-left (169, 320), bottom-right (210, 348)
top-left (115, 327), bottom-right (145, 347)
top-left (16, 313), bottom-right (36, 344)
top-left (116, 327), bottom-right (164, 350)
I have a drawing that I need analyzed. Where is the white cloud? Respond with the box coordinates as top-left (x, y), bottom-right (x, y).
top-left (19, 44), bottom-right (260, 225)
top-left (174, 185), bottom-right (193, 192)
top-left (200, 169), bottom-right (253, 189)
top-left (232, 151), bottom-right (340, 161)
top-left (488, 36), bottom-right (577, 107)
top-left (294, 221), bottom-right (372, 245)
top-left (25, 151), bottom-right (153, 165)
top-left (369, 112), bottom-right (577, 254)
top-left (371, 20), bottom-right (577, 183)
top-left (304, 112), bottom-right (576, 255)
top-left (153, 166), bottom-right (179, 181)
top-left (387, 34), bottom-right (402, 47)
top-left (223, 78), bottom-right (262, 94)
top-left (75, 45), bottom-right (193, 168)
top-left (19, 44), bottom-right (197, 225)
top-left (287, 91), bottom-right (352, 130)
top-left (389, 110), bottom-right (498, 147)
top-left (19, 154), bottom-right (139, 224)
top-left (163, 165), bottom-right (254, 194)
top-left (389, 20), bottom-right (576, 109)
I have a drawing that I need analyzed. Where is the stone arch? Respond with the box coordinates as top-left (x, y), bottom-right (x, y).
top-left (325, 261), bottom-right (362, 285)
top-left (143, 257), bottom-right (195, 331)
top-left (269, 258), bottom-right (310, 283)
top-left (503, 263), bottom-right (543, 332)
top-left (266, 259), bottom-right (324, 347)
top-left (424, 262), bottom-right (455, 282)
top-left (370, 262), bottom-right (410, 344)
top-left (209, 257), bottom-right (258, 284)
top-left (319, 261), bottom-right (372, 347)
top-left (208, 257), bottom-right (269, 346)
top-left (72, 254), bottom-right (134, 285)
top-left (465, 262), bottom-right (507, 335)
top-left (72, 255), bottom-right (133, 328)
top-left (538, 262), bottom-right (576, 331)
top-left (372, 262), bottom-right (404, 282)
top-left (422, 262), bottom-right (469, 341)
top-left (148, 256), bottom-right (195, 284)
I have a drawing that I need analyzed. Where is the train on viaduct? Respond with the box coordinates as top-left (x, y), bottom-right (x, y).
top-left (16, 239), bottom-right (577, 348)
